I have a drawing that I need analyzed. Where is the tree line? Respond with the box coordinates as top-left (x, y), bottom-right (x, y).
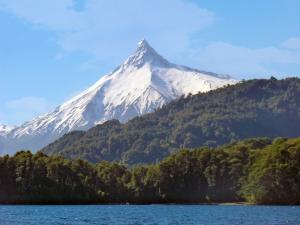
top-left (1, 137), bottom-right (299, 204)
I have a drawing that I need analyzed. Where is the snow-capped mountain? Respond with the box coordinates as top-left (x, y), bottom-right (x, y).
top-left (0, 40), bottom-right (237, 155)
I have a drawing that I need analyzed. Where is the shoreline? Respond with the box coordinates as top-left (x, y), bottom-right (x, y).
top-left (0, 202), bottom-right (298, 206)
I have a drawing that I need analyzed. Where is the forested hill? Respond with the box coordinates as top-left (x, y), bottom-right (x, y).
top-left (42, 77), bottom-right (300, 165)
top-left (2, 137), bottom-right (300, 204)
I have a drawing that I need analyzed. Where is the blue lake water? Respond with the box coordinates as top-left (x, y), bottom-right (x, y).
top-left (0, 205), bottom-right (299, 225)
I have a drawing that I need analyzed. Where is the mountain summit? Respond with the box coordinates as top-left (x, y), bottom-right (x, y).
top-left (122, 39), bottom-right (170, 68)
top-left (0, 40), bottom-right (237, 155)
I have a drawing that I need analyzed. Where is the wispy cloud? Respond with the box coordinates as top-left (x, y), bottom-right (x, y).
top-left (187, 40), bottom-right (300, 78)
top-left (1, 97), bottom-right (54, 125)
top-left (0, 0), bottom-right (300, 78)
top-left (0, 0), bottom-right (215, 63)
top-left (281, 38), bottom-right (300, 50)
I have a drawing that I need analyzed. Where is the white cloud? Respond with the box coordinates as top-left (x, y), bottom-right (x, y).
top-left (0, 0), bottom-right (83, 30)
top-left (1, 97), bottom-right (54, 125)
top-left (186, 41), bottom-right (300, 78)
top-left (0, 0), bottom-right (215, 63)
top-left (1, 0), bottom-right (300, 78)
top-left (5, 96), bottom-right (52, 112)
top-left (281, 38), bottom-right (300, 50)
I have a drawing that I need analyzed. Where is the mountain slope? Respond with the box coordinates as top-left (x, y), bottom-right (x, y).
top-left (42, 77), bottom-right (300, 165)
top-left (0, 40), bottom-right (236, 155)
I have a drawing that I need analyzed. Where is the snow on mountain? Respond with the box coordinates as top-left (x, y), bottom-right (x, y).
top-left (0, 39), bottom-right (238, 155)
top-left (0, 125), bottom-right (14, 135)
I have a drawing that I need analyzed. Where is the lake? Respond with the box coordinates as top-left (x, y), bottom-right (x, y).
top-left (0, 205), bottom-right (299, 225)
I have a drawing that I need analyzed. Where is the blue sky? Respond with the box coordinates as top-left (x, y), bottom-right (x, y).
top-left (1, 0), bottom-right (300, 125)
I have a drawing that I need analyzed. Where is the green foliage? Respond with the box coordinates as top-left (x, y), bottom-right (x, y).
top-left (158, 150), bottom-right (208, 202)
top-left (240, 138), bottom-right (300, 204)
top-left (1, 137), bottom-right (300, 204)
top-left (42, 78), bottom-right (300, 165)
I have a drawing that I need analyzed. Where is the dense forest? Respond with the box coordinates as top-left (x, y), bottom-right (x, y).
top-left (1, 137), bottom-right (300, 205)
top-left (43, 77), bottom-right (300, 165)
